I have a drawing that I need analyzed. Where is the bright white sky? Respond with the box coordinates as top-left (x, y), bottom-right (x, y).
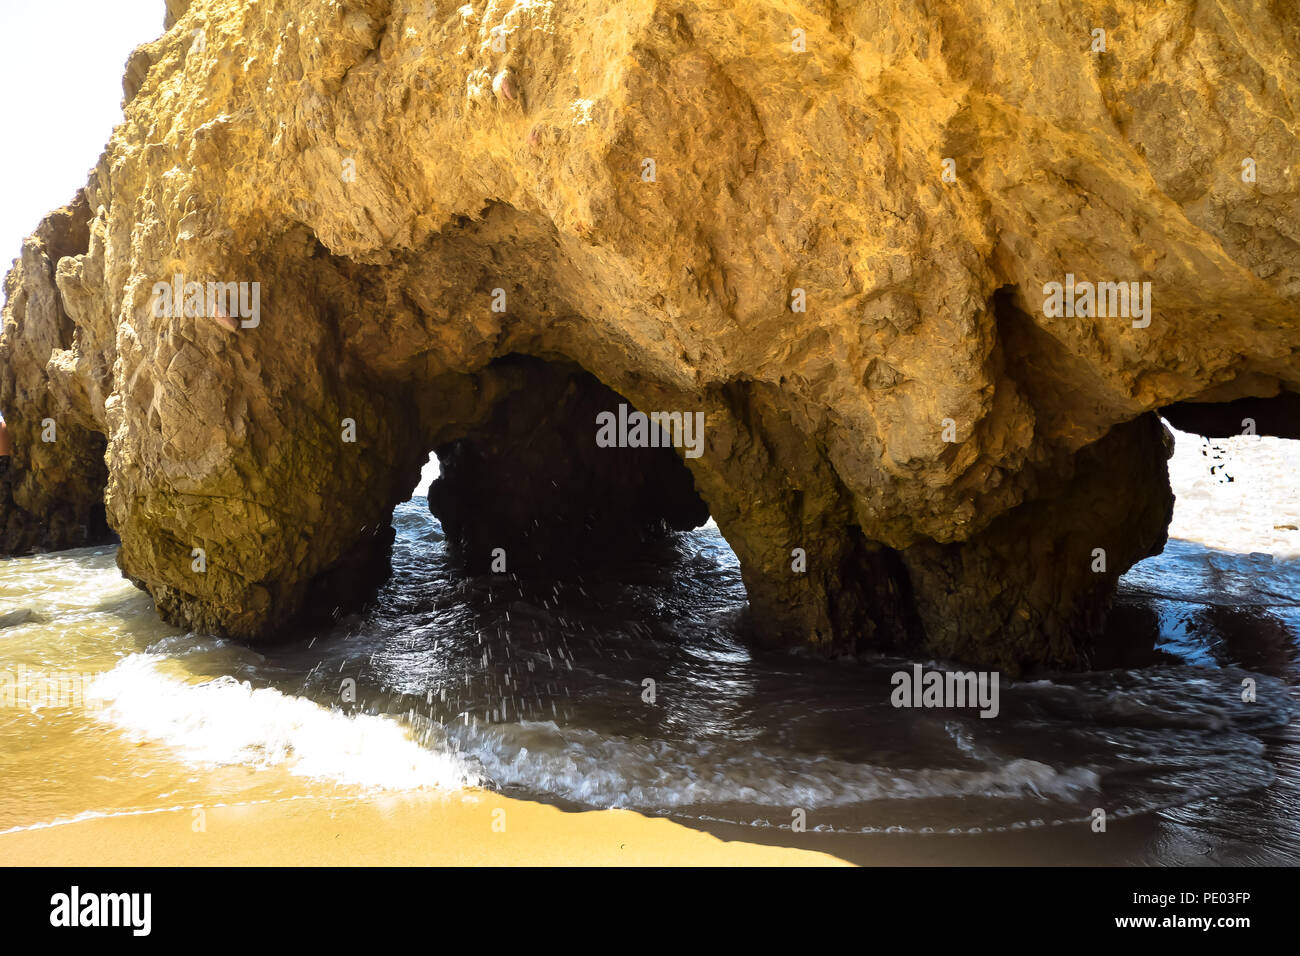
top-left (0, 0), bottom-right (162, 269)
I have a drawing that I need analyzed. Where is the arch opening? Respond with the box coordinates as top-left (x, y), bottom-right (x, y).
top-left (416, 353), bottom-right (712, 577)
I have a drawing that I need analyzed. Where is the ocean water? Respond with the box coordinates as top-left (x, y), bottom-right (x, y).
top-left (1, 425), bottom-right (1297, 865)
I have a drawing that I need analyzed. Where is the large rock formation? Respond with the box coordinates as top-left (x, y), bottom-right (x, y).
top-left (2, 0), bottom-right (1298, 671)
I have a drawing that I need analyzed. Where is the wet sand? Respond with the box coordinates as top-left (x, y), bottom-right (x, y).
top-left (0, 789), bottom-right (846, 867)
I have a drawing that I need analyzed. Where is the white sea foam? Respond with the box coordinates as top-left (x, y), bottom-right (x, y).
top-left (89, 654), bottom-right (478, 790)
top-left (445, 719), bottom-right (1101, 809)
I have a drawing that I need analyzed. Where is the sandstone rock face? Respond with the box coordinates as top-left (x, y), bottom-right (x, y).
top-left (0, 195), bottom-right (114, 553)
top-left (2, 0), bottom-right (1297, 670)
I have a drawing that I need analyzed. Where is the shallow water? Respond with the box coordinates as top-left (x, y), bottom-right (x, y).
top-left (1, 429), bottom-right (1298, 865)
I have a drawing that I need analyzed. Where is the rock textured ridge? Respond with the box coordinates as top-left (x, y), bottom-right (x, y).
top-left (2, 0), bottom-right (1298, 671)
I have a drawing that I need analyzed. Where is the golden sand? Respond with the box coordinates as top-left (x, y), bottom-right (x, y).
top-left (0, 789), bottom-right (847, 866)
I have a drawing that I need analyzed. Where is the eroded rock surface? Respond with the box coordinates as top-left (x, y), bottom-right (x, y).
top-left (0, 195), bottom-right (113, 553)
top-left (2, 0), bottom-right (1297, 669)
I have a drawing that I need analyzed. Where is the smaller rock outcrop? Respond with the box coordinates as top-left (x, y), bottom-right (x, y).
top-left (0, 193), bottom-right (113, 553)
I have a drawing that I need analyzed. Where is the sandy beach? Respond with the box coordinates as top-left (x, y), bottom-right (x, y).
top-left (0, 790), bottom-right (844, 867)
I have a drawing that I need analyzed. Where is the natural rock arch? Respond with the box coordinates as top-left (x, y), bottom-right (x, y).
top-left (425, 354), bottom-right (711, 573)
top-left (2, 0), bottom-right (1297, 673)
